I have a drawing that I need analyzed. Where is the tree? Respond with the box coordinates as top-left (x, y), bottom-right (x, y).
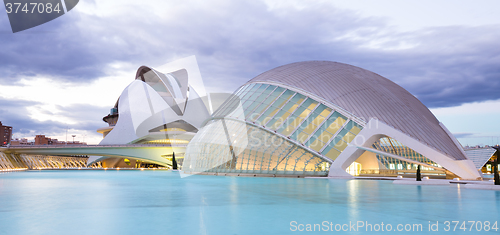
top-left (172, 152), bottom-right (178, 170)
top-left (416, 165), bottom-right (422, 181)
top-left (494, 154), bottom-right (499, 186)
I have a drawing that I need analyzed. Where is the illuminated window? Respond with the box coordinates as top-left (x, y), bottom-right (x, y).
top-left (278, 99), bottom-right (318, 136)
top-left (256, 90), bottom-right (295, 125)
top-left (347, 162), bottom-right (362, 176)
top-left (266, 94), bottom-right (306, 130)
top-left (247, 86), bottom-right (284, 121)
top-left (184, 119), bottom-right (330, 176)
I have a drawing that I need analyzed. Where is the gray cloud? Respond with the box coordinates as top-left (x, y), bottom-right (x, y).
top-left (0, 98), bottom-right (64, 135)
top-left (0, 97), bottom-right (107, 138)
top-left (367, 26), bottom-right (500, 108)
top-left (453, 133), bottom-right (475, 139)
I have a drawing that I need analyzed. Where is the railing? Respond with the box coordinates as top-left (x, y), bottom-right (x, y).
top-left (360, 169), bottom-right (446, 175)
top-left (6, 144), bottom-right (176, 149)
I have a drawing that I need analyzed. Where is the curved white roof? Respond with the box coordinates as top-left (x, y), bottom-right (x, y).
top-left (247, 61), bottom-right (466, 160)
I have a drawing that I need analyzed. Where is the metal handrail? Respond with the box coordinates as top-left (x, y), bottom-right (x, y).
top-left (6, 144), bottom-right (175, 149)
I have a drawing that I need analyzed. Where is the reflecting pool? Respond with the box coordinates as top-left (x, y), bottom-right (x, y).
top-left (0, 170), bottom-right (499, 234)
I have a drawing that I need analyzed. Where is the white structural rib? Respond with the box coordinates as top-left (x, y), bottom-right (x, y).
top-left (352, 144), bottom-right (445, 172)
top-left (327, 119), bottom-right (480, 180)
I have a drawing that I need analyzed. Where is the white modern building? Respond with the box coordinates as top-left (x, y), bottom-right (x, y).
top-left (183, 61), bottom-right (481, 180)
top-left (90, 56), bottom-right (212, 168)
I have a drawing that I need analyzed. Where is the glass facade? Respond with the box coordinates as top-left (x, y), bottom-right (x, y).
top-left (213, 83), bottom-right (364, 150)
top-left (373, 137), bottom-right (442, 171)
top-left (184, 119), bottom-right (330, 176)
top-left (184, 83), bottom-right (366, 176)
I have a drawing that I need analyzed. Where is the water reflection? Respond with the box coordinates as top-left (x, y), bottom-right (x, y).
top-left (347, 180), bottom-right (360, 220)
top-left (0, 171), bottom-right (498, 235)
top-left (496, 191), bottom-right (500, 211)
top-left (416, 185), bottom-right (422, 201)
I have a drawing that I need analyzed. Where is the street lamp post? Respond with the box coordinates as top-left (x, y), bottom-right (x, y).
top-left (72, 135), bottom-right (76, 144)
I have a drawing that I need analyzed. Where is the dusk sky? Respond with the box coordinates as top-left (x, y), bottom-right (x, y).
top-left (0, 0), bottom-right (499, 146)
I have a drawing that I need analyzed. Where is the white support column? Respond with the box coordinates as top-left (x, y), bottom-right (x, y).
top-left (328, 118), bottom-right (481, 180)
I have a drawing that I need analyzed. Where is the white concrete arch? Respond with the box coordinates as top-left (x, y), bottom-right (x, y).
top-left (328, 119), bottom-right (481, 180)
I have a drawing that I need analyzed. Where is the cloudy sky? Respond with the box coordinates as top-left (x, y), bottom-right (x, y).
top-left (0, 0), bottom-right (499, 146)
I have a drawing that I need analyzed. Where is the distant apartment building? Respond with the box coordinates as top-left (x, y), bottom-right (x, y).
top-left (34, 135), bottom-right (86, 146)
top-left (10, 138), bottom-right (32, 146)
top-left (35, 135), bottom-right (52, 145)
top-left (1, 121), bottom-right (13, 146)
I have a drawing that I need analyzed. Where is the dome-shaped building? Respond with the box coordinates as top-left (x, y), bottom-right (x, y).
top-left (183, 61), bottom-right (480, 179)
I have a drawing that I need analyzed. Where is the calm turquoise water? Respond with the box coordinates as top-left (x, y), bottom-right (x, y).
top-left (0, 170), bottom-right (499, 234)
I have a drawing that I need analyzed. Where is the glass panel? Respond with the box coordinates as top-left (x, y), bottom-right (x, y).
top-left (290, 105), bottom-right (330, 144)
top-left (278, 99), bottom-right (317, 136)
top-left (303, 105), bottom-right (329, 135)
top-left (219, 98), bottom-right (243, 118)
top-left (240, 84), bottom-right (261, 100)
top-left (334, 129), bottom-right (348, 140)
top-left (242, 100), bottom-right (253, 110)
top-left (267, 110), bottom-right (292, 130)
top-left (322, 144), bottom-right (341, 160)
top-left (245, 101), bottom-right (260, 114)
top-left (336, 121), bottom-right (356, 143)
top-left (305, 100), bottom-right (317, 110)
top-left (330, 131), bottom-right (349, 151)
top-left (342, 132), bottom-right (356, 143)
top-left (239, 91), bottom-right (252, 102)
top-left (309, 138), bottom-right (326, 152)
top-left (230, 108), bottom-right (245, 119)
top-left (290, 130), bottom-right (310, 143)
top-left (351, 123), bottom-right (363, 135)
top-left (254, 85), bottom-right (275, 103)
top-left (325, 114), bottom-right (346, 135)
top-left (256, 107), bottom-right (279, 125)
top-left (248, 103), bottom-right (269, 121)
top-left (307, 128), bottom-right (334, 151)
top-left (235, 84), bottom-right (251, 96)
top-left (298, 99), bottom-right (318, 114)
top-left (271, 97), bottom-right (289, 109)
top-left (269, 87), bottom-right (285, 98)
top-left (236, 91), bottom-right (248, 101)
top-left (318, 131), bottom-right (334, 143)
top-left (246, 85), bottom-right (268, 101)
top-left (244, 83), bottom-right (257, 93)
top-left (283, 94), bottom-right (306, 113)
top-left (278, 113), bottom-right (302, 136)
top-left (265, 94), bottom-right (305, 130)
top-left (318, 107), bottom-right (332, 117)
top-left (279, 89), bottom-right (295, 100)
top-left (247, 87), bottom-right (284, 121)
top-left (262, 85), bottom-right (276, 95)
top-left (344, 121), bottom-right (356, 132)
